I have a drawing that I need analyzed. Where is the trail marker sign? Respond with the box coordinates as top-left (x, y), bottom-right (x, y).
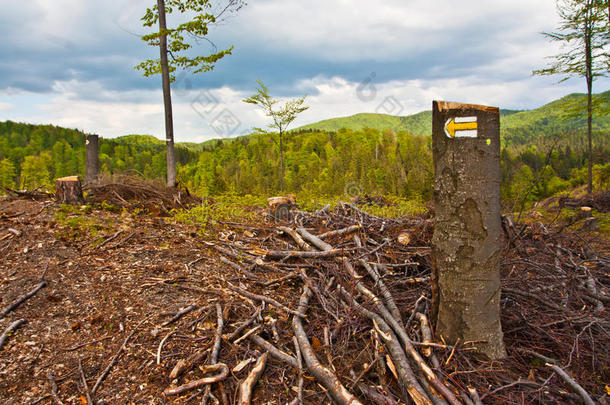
top-left (431, 100), bottom-right (506, 360)
top-left (444, 116), bottom-right (478, 138)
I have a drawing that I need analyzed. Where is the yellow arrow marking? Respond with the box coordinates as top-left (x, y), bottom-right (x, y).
top-left (445, 118), bottom-right (478, 138)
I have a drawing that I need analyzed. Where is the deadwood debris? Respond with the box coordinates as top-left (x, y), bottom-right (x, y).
top-left (1, 194), bottom-right (607, 404)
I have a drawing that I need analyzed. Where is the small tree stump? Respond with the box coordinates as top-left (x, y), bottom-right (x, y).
top-left (56, 176), bottom-right (85, 204)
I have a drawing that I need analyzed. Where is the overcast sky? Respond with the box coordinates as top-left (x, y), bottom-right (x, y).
top-left (0, 0), bottom-right (608, 142)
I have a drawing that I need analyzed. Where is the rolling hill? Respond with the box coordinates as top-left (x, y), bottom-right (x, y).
top-left (295, 92), bottom-right (610, 144)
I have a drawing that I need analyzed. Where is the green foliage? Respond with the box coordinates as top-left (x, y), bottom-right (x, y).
top-left (243, 79), bottom-right (309, 191)
top-left (0, 121), bottom-right (201, 189)
top-left (1, 92), bottom-right (607, 208)
top-left (533, 0), bottom-right (609, 82)
top-left (54, 204), bottom-right (111, 241)
top-left (136, 0), bottom-right (241, 79)
top-left (172, 194), bottom-right (264, 233)
top-left (0, 158), bottom-right (16, 189)
top-left (357, 196), bottom-right (428, 218)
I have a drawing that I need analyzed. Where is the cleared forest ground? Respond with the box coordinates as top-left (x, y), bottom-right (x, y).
top-left (0, 190), bottom-right (608, 404)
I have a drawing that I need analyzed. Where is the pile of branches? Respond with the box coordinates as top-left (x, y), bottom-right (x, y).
top-left (85, 175), bottom-right (201, 211)
top-left (0, 186), bottom-right (54, 201)
top-left (559, 190), bottom-right (610, 213)
top-left (159, 203), bottom-right (607, 403)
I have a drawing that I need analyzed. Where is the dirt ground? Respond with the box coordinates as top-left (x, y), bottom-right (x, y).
top-left (0, 196), bottom-right (608, 404)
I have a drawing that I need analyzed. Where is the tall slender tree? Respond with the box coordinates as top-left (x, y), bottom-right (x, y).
top-left (137, 0), bottom-right (243, 187)
top-left (534, 0), bottom-right (609, 194)
top-left (243, 80), bottom-right (309, 192)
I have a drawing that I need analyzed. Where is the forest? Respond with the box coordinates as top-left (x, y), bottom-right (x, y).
top-left (1, 92), bottom-right (609, 208)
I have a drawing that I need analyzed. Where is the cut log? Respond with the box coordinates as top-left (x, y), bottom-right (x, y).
top-left (55, 176), bottom-right (85, 205)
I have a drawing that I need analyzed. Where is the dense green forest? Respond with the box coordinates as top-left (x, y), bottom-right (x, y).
top-left (1, 92), bottom-right (608, 207)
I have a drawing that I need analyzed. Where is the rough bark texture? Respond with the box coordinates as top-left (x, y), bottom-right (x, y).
top-left (431, 101), bottom-right (506, 360)
top-left (85, 134), bottom-right (99, 186)
top-left (157, 0), bottom-right (176, 188)
top-left (55, 176), bottom-right (85, 205)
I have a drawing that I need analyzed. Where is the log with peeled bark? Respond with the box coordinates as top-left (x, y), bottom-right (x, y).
top-left (337, 285), bottom-right (432, 405)
top-left (0, 319), bottom-right (27, 350)
top-left (292, 287), bottom-right (364, 405)
top-left (296, 227), bottom-right (333, 251)
top-left (264, 249), bottom-right (349, 260)
top-left (237, 353), bottom-right (267, 405)
top-left (164, 363), bottom-right (229, 396)
top-left (55, 176), bottom-right (85, 204)
top-left (277, 226), bottom-right (314, 251)
top-left (318, 224), bottom-right (362, 240)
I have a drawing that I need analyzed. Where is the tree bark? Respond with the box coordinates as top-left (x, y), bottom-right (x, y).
top-left (585, 7), bottom-right (593, 195)
top-left (55, 176), bottom-right (85, 205)
top-left (279, 130), bottom-right (284, 192)
top-left (157, 0), bottom-right (176, 188)
top-left (431, 101), bottom-right (506, 360)
top-left (85, 134), bottom-right (99, 186)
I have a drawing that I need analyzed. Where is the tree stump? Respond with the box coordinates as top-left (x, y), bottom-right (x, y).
top-left (56, 176), bottom-right (85, 204)
top-left (267, 195), bottom-right (296, 221)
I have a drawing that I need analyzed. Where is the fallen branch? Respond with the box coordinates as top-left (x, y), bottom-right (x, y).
top-left (210, 243), bottom-right (277, 272)
top-left (341, 259), bottom-right (459, 405)
top-left (96, 230), bottom-right (124, 249)
top-left (78, 358), bottom-right (94, 405)
top-left (296, 227), bottom-right (333, 251)
top-left (293, 336), bottom-right (304, 404)
top-left (0, 319), bottom-right (27, 350)
top-left (249, 334), bottom-right (298, 368)
top-left (415, 313), bottom-right (440, 369)
top-left (545, 363), bottom-right (595, 405)
top-left (265, 249), bottom-right (349, 260)
top-left (157, 331), bottom-right (175, 365)
top-left (47, 372), bottom-right (64, 405)
top-left (318, 224), bottom-right (362, 240)
top-left (278, 226), bottom-right (314, 251)
top-left (0, 281), bottom-right (47, 319)
top-left (338, 285), bottom-right (431, 405)
top-left (203, 303), bottom-right (224, 404)
top-left (238, 352), bottom-right (268, 405)
top-left (62, 336), bottom-right (111, 352)
top-left (220, 256), bottom-right (259, 280)
top-left (164, 363), bottom-right (229, 396)
top-left (162, 304), bottom-right (197, 327)
top-left (91, 316), bottom-right (148, 394)
top-left (226, 284), bottom-right (302, 317)
top-left (292, 287), bottom-right (364, 405)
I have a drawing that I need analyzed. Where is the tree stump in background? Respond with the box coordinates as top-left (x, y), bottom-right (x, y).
top-left (56, 176), bottom-right (85, 204)
top-left (85, 134), bottom-right (99, 185)
top-left (267, 195), bottom-right (296, 221)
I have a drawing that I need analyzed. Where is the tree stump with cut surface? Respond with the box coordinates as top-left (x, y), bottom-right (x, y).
top-left (56, 176), bottom-right (85, 204)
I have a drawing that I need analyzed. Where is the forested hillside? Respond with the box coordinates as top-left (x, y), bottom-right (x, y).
top-left (1, 92), bottom-right (608, 206)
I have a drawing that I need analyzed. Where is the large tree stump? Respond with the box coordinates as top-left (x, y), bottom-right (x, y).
top-left (56, 176), bottom-right (85, 204)
top-left (431, 101), bottom-right (506, 360)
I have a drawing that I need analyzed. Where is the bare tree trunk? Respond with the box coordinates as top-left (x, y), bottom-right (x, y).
top-left (157, 0), bottom-right (176, 188)
top-left (585, 11), bottom-right (593, 195)
top-left (85, 134), bottom-right (99, 186)
top-left (279, 130), bottom-right (284, 192)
